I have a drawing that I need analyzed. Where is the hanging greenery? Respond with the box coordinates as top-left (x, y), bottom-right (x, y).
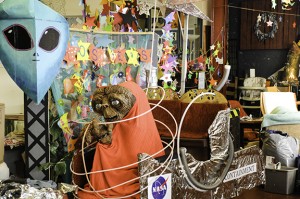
top-left (254, 12), bottom-right (278, 41)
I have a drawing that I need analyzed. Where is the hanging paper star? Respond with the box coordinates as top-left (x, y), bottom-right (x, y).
top-left (188, 72), bottom-right (193, 79)
top-left (205, 57), bottom-right (211, 65)
top-left (128, 35), bottom-right (135, 44)
top-left (163, 23), bottom-right (172, 32)
top-left (84, 16), bottom-right (96, 28)
top-left (257, 14), bottom-right (262, 22)
top-left (271, 0), bottom-right (277, 9)
top-left (64, 44), bottom-right (80, 65)
top-left (101, 4), bottom-right (110, 16)
top-left (103, 24), bottom-right (113, 31)
top-left (120, 9), bottom-right (136, 26)
top-left (137, 48), bottom-right (152, 63)
top-left (161, 63), bottom-right (173, 74)
top-left (113, 12), bottom-right (123, 25)
top-left (126, 48), bottom-right (139, 66)
top-left (209, 78), bottom-right (217, 86)
top-left (266, 20), bottom-right (273, 27)
top-left (213, 49), bottom-right (219, 57)
top-left (208, 65), bottom-right (215, 72)
top-left (94, 35), bottom-right (114, 47)
top-left (216, 57), bottom-right (224, 65)
top-left (216, 41), bottom-right (221, 49)
top-left (164, 11), bottom-right (175, 24)
top-left (279, 16), bottom-right (283, 22)
top-left (210, 44), bottom-right (215, 51)
top-left (167, 55), bottom-right (177, 63)
top-left (77, 40), bottom-right (90, 61)
top-left (160, 73), bottom-right (172, 82)
top-left (137, 0), bottom-right (154, 16)
top-left (197, 55), bottom-right (205, 63)
top-left (114, 47), bottom-right (127, 64)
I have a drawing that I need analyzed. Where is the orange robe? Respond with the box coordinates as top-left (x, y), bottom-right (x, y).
top-left (77, 81), bottom-right (165, 198)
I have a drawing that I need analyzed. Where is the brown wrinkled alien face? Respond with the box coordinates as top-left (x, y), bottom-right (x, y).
top-left (92, 85), bottom-right (136, 122)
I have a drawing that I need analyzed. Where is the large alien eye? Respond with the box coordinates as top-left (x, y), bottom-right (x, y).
top-left (111, 99), bottom-right (120, 106)
top-left (3, 24), bottom-right (33, 50)
top-left (39, 27), bottom-right (60, 51)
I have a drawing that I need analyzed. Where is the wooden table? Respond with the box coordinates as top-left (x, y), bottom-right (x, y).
top-left (240, 118), bottom-right (263, 147)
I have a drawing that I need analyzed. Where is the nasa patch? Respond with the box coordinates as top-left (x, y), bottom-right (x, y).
top-left (148, 173), bottom-right (172, 199)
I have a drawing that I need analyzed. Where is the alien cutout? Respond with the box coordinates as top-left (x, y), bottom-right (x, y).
top-left (0, 0), bottom-right (69, 104)
top-left (74, 81), bottom-right (165, 198)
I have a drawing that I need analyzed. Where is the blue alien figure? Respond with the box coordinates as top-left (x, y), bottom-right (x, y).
top-left (0, 0), bottom-right (69, 104)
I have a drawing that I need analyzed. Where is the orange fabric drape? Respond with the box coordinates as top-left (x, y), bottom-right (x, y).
top-left (78, 81), bottom-right (165, 199)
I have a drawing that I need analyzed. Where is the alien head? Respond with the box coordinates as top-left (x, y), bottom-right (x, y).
top-left (0, 0), bottom-right (69, 104)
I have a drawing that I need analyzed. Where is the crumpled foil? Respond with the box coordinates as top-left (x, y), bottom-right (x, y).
top-left (0, 182), bottom-right (64, 199)
top-left (138, 146), bottom-right (265, 199)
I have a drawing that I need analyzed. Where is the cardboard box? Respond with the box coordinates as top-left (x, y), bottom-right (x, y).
top-left (265, 166), bottom-right (298, 194)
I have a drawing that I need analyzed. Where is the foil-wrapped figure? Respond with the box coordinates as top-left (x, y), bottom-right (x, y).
top-left (284, 41), bottom-right (300, 84)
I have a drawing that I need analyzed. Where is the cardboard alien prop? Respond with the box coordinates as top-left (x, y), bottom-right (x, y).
top-left (0, 0), bottom-right (69, 104)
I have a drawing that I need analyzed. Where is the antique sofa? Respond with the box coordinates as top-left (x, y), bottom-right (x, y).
top-left (148, 88), bottom-right (230, 160)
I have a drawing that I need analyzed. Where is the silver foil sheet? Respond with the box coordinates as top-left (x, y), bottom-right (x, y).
top-left (0, 182), bottom-right (64, 199)
top-left (138, 146), bottom-right (265, 199)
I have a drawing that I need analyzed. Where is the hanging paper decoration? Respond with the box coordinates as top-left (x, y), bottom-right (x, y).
top-left (77, 40), bottom-right (90, 61)
top-left (0, 0), bottom-right (69, 104)
top-left (126, 48), bottom-right (139, 66)
top-left (114, 47), bottom-right (128, 64)
top-left (282, 0), bottom-right (295, 10)
top-left (271, 0), bottom-right (277, 9)
top-left (254, 13), bottom-right (278, 41)
top-left (137, 48), bottom-right (152, 63)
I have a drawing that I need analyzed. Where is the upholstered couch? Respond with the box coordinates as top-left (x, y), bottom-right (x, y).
top-left (148, 88), bottom-right (230, 160)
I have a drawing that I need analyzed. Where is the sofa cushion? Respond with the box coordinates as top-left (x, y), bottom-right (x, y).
top-left (180, 103), bottom-right (228, 139)
top-left (149, 99), bottom-right (181, 137)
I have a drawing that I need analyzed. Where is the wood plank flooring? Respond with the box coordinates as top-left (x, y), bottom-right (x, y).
top-left (235, 186), bottom-right (300, 199)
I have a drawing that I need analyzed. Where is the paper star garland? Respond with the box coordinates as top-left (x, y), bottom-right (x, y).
top-left (84, 16), bottom-right (96, 29)
top-left (64, 44), bottom-right (80, 65)
top-left (94, 35), bottom-right (114, 48)
top-left (210, 44), bottom-right (215, 51)
top-left (77, 40), bottom-right (90, 61)
top-left (137, 48), bottom-right (152, 63)
top-left (126, 48), bottom-right (139, 66)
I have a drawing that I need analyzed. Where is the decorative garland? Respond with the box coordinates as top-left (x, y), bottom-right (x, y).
top-left (254, 13), bottom-right (278, 41)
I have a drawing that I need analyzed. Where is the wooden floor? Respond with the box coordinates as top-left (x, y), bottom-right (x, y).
top-left (235, 186), bottom-right (300, 199)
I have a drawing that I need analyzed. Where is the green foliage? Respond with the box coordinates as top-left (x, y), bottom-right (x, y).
top-left (39, 90), bottom-right (74, 183)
